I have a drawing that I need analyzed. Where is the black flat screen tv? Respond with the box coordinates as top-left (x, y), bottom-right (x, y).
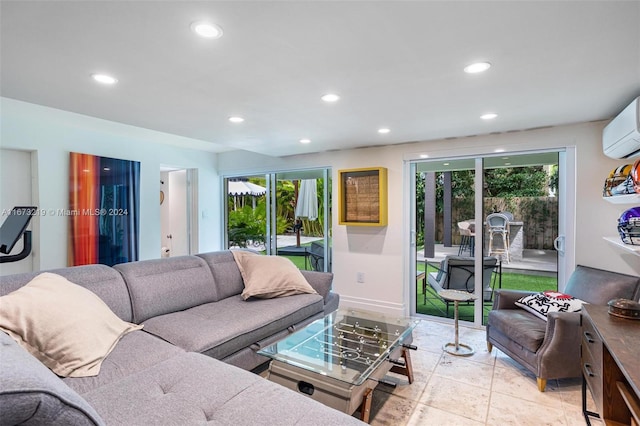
top-left (0, 206), bottom-right (37, 254)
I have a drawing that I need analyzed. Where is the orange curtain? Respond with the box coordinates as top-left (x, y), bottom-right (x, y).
top-left (69, 153), bottom-right (99, 266)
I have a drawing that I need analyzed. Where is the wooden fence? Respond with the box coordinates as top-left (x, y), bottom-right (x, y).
top-left (435, 197), bottom-right (558, 250)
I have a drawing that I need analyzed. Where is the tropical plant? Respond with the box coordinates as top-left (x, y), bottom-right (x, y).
top-left (416, 166), bottom-right (552, 246)
top-left (227, 175), bottom-right (328, 245)
top-left (227, 205), bottom-right (266, 248)
top-left (227, 204), bottom-right (289, 248)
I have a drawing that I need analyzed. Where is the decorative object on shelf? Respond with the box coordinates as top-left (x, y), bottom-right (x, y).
top-left (617, 206), bottom-right (640, 245)
top-left (603, 164), bottom-right (633, 197)
top-left (607, 298), bottom-right (640, 319)
top-left (338, 167), bottom-right (388, 226)
top-left (631, 158), bottom-right (640, 194)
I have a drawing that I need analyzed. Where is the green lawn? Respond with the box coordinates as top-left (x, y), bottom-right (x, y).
top-left (417, 263), bottom-right (557, 323)
top-left (269, 243), bottom-right (313, 270)
top-left (282, 254), bottom-right (556, 324)
top-left (286, 255), bottom-right (307, 269)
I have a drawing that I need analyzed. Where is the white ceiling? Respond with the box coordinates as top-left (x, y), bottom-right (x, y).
top-left (1, 1), bottom-right (639, 157)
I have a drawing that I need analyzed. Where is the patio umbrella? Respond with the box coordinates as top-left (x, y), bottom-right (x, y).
top-left (295, 179), bottom-right (318, 220)
top-left (228, 181), bottom-right (266, 196)
top-left (228, 181), bottom-right (266, 210)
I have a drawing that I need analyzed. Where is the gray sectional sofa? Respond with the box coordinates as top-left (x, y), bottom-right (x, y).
top-left (0, 251), bottom-right (363, 425)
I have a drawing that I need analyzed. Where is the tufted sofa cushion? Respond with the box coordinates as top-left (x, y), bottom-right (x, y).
top-left (63, 331), bottom-right (184, 395)
top-left (141, 293), bottom-right (323, 359)
top-left (0, 332), bottom-right (105, 426)
top-left (0, 264), bottom-right (133, 322)
top-left (81, 352), bottom-right (362, 426)
top-left (196, 251), bottom-right (245, 300)
top-left (114, 256), bottom-right (218, 323)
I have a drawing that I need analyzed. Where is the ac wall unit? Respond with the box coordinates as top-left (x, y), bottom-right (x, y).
top-left (603, 96), bottom-right (640, 159)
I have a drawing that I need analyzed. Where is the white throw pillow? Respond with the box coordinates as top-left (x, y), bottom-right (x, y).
top-left (515, 291), bottom-right (586, 321)
top-left (231, 250), bottom-right (317, 300)
top-left (0, 272), bottom-right (142, 377)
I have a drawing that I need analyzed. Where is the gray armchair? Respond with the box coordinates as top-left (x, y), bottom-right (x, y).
top-left (486, 265), bottom-right (640, 392)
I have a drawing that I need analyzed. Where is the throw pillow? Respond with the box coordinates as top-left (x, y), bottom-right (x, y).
top-left (231, 250), bottom-right (318, 300)
top-left (515, 291), bottom-right (586, 321)
top-left (0, 272), bottom-right (142, 378)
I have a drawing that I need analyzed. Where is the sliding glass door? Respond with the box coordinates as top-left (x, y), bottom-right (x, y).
top-left (411, 150), bottom-right (569, 326)
top-left (415, 158), bottom-right (477, 322)
top-left (224, 168), bottom-right (331, 272)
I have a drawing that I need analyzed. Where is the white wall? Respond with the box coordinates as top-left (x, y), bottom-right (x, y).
top-left (0, 98), bottom-right (223, 270)
top-left (3, 97), bottom-right (637, 310)
top-left (218, 121), bottom-right (640, 314)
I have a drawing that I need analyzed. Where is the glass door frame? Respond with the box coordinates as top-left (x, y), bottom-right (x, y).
top-left (223, 167), bottom-right (332, 271)
top-left (406, 147), bottom-right (576, 326)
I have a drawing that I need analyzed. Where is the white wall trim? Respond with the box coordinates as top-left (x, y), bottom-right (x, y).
top-left (338, 295), bottom-right (405, 316)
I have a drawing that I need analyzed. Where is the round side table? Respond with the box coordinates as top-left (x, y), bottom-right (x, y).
top-left (439, 289), bottom-right (477, 357)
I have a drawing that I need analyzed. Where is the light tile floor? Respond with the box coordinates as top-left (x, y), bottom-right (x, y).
top-left (360, 319), bottom-right (602, 426)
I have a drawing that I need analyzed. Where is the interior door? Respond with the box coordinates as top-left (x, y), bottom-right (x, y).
top-left (161, 168), bottom-right (197, 257)
top-left (168, 170), bottom-right (189, 256)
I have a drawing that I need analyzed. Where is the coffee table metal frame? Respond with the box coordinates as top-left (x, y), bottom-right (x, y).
top-left (258, 308), bottom-right (419, 423)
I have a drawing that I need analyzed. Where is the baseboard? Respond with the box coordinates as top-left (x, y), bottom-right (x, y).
top-left (338, 295), bottom-right (406, 316)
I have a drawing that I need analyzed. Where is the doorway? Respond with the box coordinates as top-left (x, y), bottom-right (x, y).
top-left (223, 168), bottom-right (331, 271)
top-left (160, 167), bottom-right (198, 258)
top-left (410, 149), bottom-right (572, 326)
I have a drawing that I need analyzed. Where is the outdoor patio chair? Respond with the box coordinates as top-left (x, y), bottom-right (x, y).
top-left (457, 220), bottom-right (475, 256)
top-left (309, 241), bottom-right (330, 272)
top-left (426, 255), bottom-right (499, 316)
top-left (486, 212), bottom-right (510, 263)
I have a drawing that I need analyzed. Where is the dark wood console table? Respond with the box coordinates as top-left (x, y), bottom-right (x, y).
top-left (581, 304), bottom-right (640, 426)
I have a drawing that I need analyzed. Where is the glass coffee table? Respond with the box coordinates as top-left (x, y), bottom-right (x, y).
top-left (258, 308), bottom-right (420, 423)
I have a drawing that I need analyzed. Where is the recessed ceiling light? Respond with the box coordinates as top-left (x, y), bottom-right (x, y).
top-left (378, 128), bottom-right (390, 134)
top-left (299, 139), bottom-right (311, 144)
top-left (443, 162), bottom-right (450, 166)
top-left (321, 93), bottom-right (340, 103)
top-left (91, 73), bottom-right (118, 85)
top-left (191, 21), bottom-right (223, 39)
top-left (505, 162), bottom-right (512, 166)
top-left (481, 113), bottom-right (498, 120)
top-left (494, 149), bottom-right (505, 153)
top-left (464, 62), bottom-right (491, 74)
top-left (228, 116), bottom-right (244, 123)
top-left (501, 157), bottom-right (510, 160)
top-left (103, 167), bottom-right (110, 171)
top-left (420, 154), bottom-right (429, 159)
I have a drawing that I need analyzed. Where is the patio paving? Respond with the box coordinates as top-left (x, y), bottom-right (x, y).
top-left (418, 244), bottom-right (557, 276)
